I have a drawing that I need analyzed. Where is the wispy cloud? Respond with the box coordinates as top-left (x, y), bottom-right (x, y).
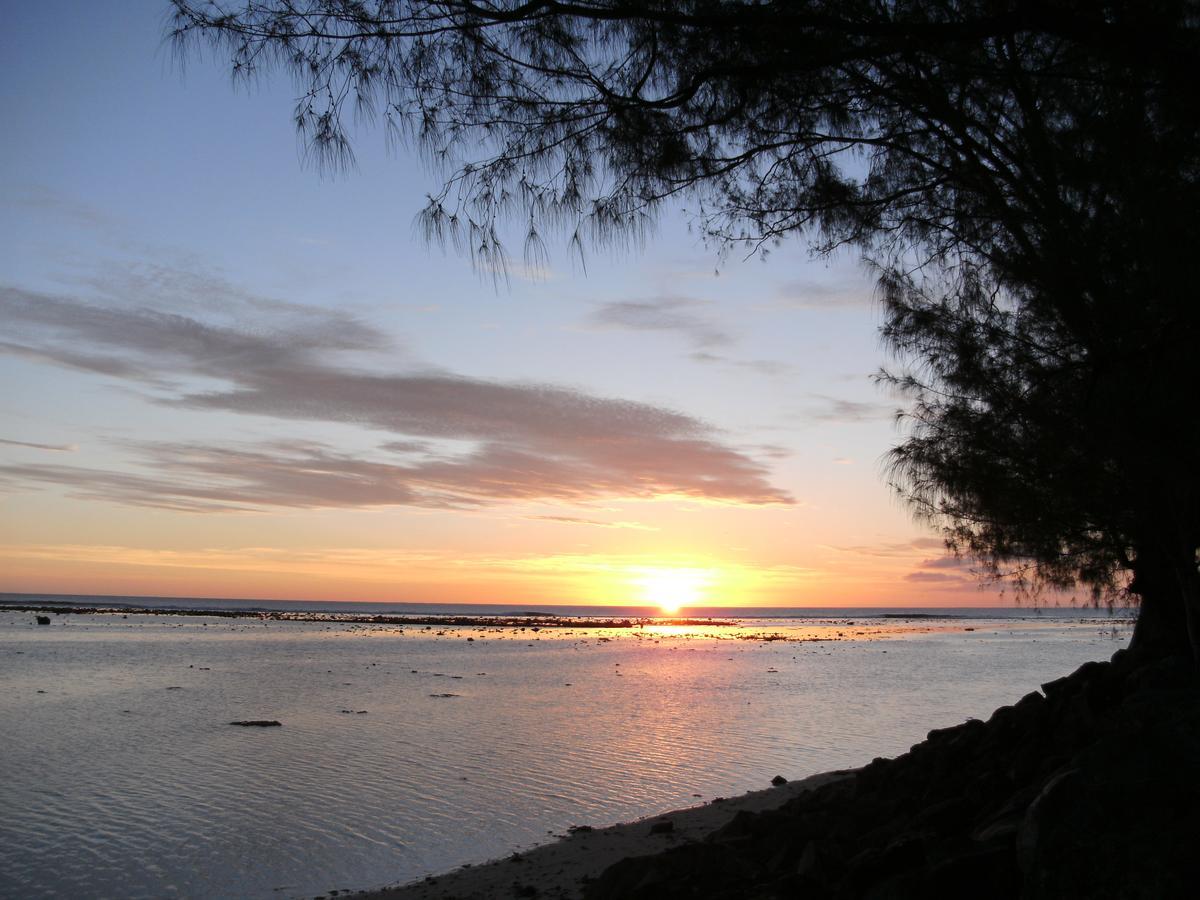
top-left (831, 540), bottom-right (980, 589)
top-left (689, 351), bottom-right (792, 377)
top-left (3, 185), bottom-right (114, 229)
top-left (830, 537), bottom-right (946, 558)
top-left (0, 278), bottom-right (792, 511)
top-left (0, 438), bottom-right (77, 453)
top-left (806, 394), bottom-right (898, 423)
top-left (524, 515), bottom-right (657, 531)
top-left (916, 555), bottom-right (975, 570)
top-left (588, 297), bottom-right (731, 349)
top-left (902, 554), bottom-right (977, 587)
top-left (902, 570), bottom-right (969, 584)
top-left (587, 296), bottom-right (791, 376)
top-left (775, 278), bottom-right (872, 310)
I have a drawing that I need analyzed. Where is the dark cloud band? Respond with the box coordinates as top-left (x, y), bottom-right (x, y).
top-left (0, 281), bottom-right (792, 511)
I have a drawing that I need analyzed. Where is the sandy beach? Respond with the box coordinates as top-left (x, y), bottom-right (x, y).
top-left (358, 770), bottom-right (853, 899)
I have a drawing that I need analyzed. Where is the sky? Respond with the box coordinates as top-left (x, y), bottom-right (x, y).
top-left (0, 0), bottom-right (1009, 608)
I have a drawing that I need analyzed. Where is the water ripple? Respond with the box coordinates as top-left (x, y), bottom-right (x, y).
top-left (0, 612), bottom-right (1121, 898)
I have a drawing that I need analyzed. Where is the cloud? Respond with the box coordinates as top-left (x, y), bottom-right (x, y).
top-left (902, 571), bottom-right (969, 583)
top-left (776, 278), bottom-right (872, 310)
top-left (806, 394), bottom-right (897, 423)
top-left (0, 280), bottom-right (792, 511)
top-left (689, 351), bottom-right (792, 377)
top-left (901, 552), bottom-right (978, 587)
top-left (831, 537), bottom-right (946, 558)
top-left (588, 297), bottom-right (731, 349)
top-left (588, 296), bottom-right (791, 376)
top-left (0, 424), bottom-right (788, 512)
top-left (0, 443), bottom-right (420, 512)
top-left (380, 440), bottom-right (435, 455)
top-left (0, 438), bottom-right (77, 453)
top-left (917, 555), bottom-right (974, 570)
top-left (3, 185), bottom-right (113, 229)
top-left (0, 283), bottom-right (388, 387)
top-left (524, 515), bottom-right (657, 531)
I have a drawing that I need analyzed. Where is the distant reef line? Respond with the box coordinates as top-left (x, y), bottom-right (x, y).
top-left (0, 602), bottom-right (727, 630)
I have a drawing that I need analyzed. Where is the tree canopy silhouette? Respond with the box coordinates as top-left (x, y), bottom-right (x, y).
top-left (169, 0), bottom-right (1200, 656)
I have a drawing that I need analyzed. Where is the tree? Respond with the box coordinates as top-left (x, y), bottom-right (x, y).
top-left (169, 1), bottom-right (1200, 657)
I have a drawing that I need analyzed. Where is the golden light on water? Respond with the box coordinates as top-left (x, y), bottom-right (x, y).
top-left (635, 567), bottom-right (713, 615)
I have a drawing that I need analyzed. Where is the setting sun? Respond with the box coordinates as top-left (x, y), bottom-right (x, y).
top-left (635, 567), bottom-right (712, 614)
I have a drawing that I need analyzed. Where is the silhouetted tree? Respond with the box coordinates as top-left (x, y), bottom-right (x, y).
top-left (169, 1), bottom-right (1200, 656)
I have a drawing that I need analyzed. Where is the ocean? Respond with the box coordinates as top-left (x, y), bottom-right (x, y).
top-left (0, 595), bottom-right (1129, 898)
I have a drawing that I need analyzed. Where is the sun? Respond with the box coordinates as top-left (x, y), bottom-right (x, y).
top-left (636, 568), bottom-right (711, 615)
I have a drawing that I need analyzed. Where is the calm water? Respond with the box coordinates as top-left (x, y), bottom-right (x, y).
top-left (0, 602), bottom-right (1127, 899)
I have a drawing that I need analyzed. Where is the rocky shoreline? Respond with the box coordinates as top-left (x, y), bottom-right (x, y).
top-left (363, 646), bottom-right (1198, 899)
top-left (586, 647), bottom-right (1199, 899)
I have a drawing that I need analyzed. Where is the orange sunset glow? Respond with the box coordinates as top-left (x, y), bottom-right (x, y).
top-left (0, 1), bottom-right (1010, 612)
top-left (635, 567), bottom-right (713, 614)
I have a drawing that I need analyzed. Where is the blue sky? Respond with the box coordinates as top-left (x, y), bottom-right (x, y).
top-left (0, 1), bottom-right (1002, 606)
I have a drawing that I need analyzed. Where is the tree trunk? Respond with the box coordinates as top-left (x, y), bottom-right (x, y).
top-left (1173, 549), bottom-right (1200, 665)
top-left (1128, 548), bottom-right (1193, 660)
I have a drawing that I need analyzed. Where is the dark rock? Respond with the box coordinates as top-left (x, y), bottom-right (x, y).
top-left (771, 775), bottom-right (788, 786)
top-left (230, 720), bottom-right (282, 727)
top-left (585, 649), bottom-right (1200, 900)
top-left (35, 616), bottom-right (51, 625)
top-left (586, 842), bottom-right (752, 899)
top-left (649, 820), bottom-right (675, 835)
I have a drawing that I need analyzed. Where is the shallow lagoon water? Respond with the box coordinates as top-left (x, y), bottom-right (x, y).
top-left (0, 607), bottom-right (1126, 898)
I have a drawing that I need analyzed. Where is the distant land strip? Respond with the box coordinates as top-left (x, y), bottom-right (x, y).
top-left (0, 602), bottom-right (730, 630)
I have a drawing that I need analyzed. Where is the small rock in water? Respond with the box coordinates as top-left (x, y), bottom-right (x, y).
top-left (35, 616), bottom-right (51, 625)
top-left (771, 775), bottom-right (788, 786)
top-left (429, 693), bottom-right (460, 698)
top-left (230, 720), bottom-right (282, 727)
